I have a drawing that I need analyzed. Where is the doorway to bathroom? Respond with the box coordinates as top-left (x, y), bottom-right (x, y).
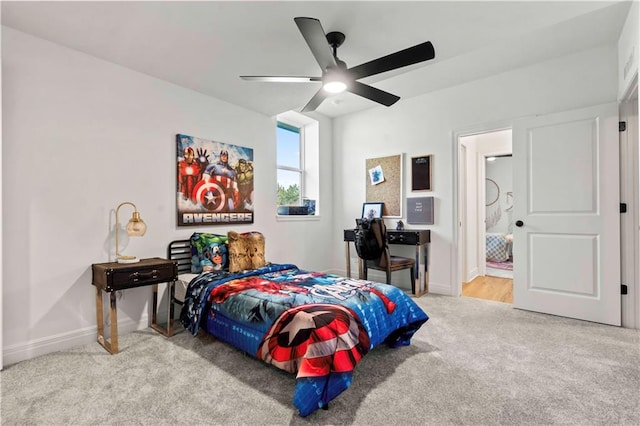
top-left (458, 129), bottom-right (513, 303)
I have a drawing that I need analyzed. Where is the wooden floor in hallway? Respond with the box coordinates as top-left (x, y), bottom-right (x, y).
top-left (462, 275), bottom-right (513, 304)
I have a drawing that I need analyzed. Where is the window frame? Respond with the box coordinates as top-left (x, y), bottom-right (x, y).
top-left (276, 120), bottom-right (304, 206)
top-left (276, 111), bottom-right (320, 220)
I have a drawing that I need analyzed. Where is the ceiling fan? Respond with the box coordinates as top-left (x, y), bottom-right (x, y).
top-left (240, 17), bottom-right (435, 112)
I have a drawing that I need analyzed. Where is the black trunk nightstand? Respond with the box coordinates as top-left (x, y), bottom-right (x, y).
top-left (91, 257), bottom-right (178, 354)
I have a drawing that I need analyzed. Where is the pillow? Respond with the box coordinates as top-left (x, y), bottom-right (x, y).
top-left (190, 232), bottom-right (229, 273)
top-left (486, 233), bottom-right (509, 262)
top-left (227, 231), bottom-right (266, 272)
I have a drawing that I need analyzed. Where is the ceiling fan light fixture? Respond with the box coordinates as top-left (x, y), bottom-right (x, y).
top-left (323, 80), bottom-right (347, 94)
top-left (322, 67), bottom-right (348, 93)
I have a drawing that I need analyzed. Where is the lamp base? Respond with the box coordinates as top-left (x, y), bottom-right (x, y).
top-left (116, 255), bottom-right (140, 264)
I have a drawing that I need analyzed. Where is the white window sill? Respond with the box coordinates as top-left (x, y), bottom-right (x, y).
top-left (276, 215), bottom-right (321, 222)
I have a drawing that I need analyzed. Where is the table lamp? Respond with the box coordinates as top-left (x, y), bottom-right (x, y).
top-left (114, 201), bottom-right (147, 263)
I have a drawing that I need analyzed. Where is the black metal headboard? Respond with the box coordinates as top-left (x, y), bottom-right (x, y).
top-left (167, 239), bottom-right (192, 275)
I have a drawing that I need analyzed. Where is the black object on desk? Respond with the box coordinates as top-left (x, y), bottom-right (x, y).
top-left (343, 229), bottom-right (430, 296)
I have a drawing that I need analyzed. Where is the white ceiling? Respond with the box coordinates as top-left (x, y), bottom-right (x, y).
top-left (1, 1), bottom-right (632, 118)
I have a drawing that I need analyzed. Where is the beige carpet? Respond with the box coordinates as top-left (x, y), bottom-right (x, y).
top-left (1, 294), bottom-right (639, 425)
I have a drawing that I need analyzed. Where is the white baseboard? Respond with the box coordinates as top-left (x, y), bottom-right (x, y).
top-left (2, 315), bottom-right (149, 366)
top-left (467, 267), bottom-right (479, 282)
top-left (426, 281), bottom-right (456, 296)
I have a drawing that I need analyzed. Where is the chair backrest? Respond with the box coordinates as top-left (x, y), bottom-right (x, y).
top-left (374, 221), bottom-right (390, 269)
top-left (355, 218), bottom-right (388, 266)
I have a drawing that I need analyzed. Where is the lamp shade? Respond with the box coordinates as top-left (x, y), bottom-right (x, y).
top-left (126, 211), bottom-right (147, 236)
top-left (115, 202), bottom-right (147, 263)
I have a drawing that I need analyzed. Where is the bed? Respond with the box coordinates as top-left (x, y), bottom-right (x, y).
top-left (168, 233), bottom-right (429, 417)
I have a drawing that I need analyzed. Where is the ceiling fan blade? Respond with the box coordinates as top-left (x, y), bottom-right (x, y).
top-left (240, 76), bottom-right (321, 83)
top-left (301, 88), bottom-right (329, 112)
top-left (294, 17), bottom-right (337, 71)
top-left (348, 81), bottom-right (400, 107)
top-left (348, 41), bottom-right (435, 80)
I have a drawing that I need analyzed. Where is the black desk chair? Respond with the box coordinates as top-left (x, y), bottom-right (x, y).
top-left (357, 220), bottom-right (416, 294)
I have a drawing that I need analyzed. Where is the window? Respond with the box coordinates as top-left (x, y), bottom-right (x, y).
top-left (276, 111), bottom-right (320, 217)
top-left (276, 122), bottom-right (303, 206)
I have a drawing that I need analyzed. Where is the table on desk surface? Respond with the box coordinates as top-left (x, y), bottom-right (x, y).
top-left (343, 229), bottom-right (430, 296)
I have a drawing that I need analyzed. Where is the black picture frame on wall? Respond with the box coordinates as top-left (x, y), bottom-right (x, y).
top-left (362, 202), bottom-right (384, 219)
top-left (411, 155), bottom-right (432, 191)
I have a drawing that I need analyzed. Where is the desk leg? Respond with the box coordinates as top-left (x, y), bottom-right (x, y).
top-left (168, 283), bottom-right (175, 336)
top-left (345, 241), bottom-right (351, 278)
top-left (424, 243), bottom-right (429, 294)
top-left (413, 243), bottom-right (430, 297)
top-left (95, 288), bottom-right (104, 345)
top-left (109, 293), bottom-right (119, 352)
top-left (95, 288), bottom-right (118, 354)
top-left (150, 282), bottom-right (175, 337)
top-left (414, 245), bottom-right (420, 296)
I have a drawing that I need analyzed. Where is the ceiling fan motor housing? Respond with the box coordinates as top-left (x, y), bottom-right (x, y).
top-left (326, 31), bottom-right (346, 49)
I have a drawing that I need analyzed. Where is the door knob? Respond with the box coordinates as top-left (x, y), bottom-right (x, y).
top-left (515, 220), bottom-right (524, 227)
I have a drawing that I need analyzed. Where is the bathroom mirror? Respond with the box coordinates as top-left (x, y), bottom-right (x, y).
top-left (486, 178), bottom-right (500, 206)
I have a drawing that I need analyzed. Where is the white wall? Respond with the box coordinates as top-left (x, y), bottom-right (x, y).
top-left (618, 0), bottom-right (638, 99)
top-left (459, 137), bottom-right (478, 283)
top-left (0, 6), bottom-right (3, 371)
top-left (486, 157), bottom-right (513, 234)
top-left (1, 27), bottom-right (334, 365)
top-left (0, 26), bottom-right (626, 365)
top-left (333, 45), bottom-right (618, 295)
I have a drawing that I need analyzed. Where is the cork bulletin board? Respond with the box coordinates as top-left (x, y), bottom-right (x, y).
top-left (365, 154), bottom-right (403, 218)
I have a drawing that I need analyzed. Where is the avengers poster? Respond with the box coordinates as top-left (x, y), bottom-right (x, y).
top-left (177, 133), bottom-right (254, 226)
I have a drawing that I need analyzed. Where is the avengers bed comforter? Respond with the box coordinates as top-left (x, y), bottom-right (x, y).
top-left (180, 263), bottom-right (429, 417)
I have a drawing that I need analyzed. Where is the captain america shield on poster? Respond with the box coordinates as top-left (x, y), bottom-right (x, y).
top-left (176, 133), bottom-right (254, 226)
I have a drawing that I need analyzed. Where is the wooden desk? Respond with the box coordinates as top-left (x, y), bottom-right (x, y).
top-left (343, 229), bottom-right (430, 296)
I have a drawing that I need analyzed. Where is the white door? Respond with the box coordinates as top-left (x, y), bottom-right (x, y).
top-left (512, 103), bottom-right (621, 325)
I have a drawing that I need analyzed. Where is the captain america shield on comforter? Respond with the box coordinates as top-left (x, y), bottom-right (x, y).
top-left (180, 263), bottom-right (428, 417)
